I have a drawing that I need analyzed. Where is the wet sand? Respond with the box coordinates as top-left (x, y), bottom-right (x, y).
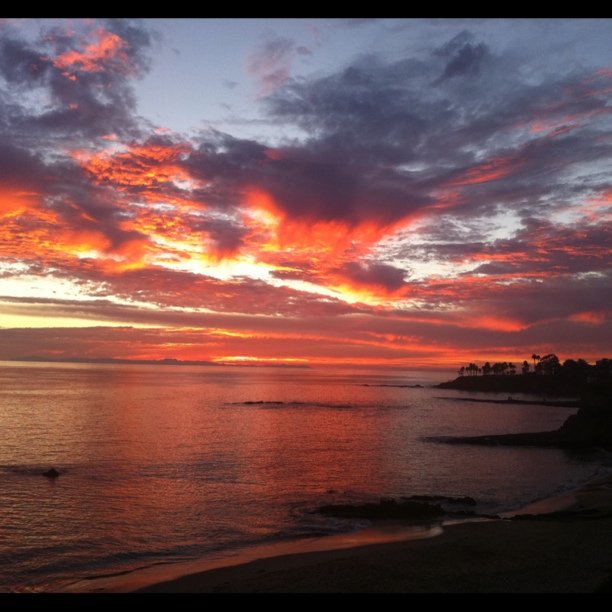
top-left (136, 475), bottom-right (612, 593)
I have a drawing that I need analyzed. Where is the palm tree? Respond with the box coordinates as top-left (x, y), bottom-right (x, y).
top-left (532, 354), bottom-right (541, 372)
top-left (522, 360), bottom-right (530, 375)
top-left (539, 354), bottom-right (560, 376)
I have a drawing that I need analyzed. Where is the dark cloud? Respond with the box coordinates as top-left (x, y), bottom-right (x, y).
top-left (266, 54), bottom-right (439, 165)
top-left (0, 35), bottom-right (50, 84)
top-left (193, 217), bottom-right (248, 255)
top-left (253, 150), bottom-right (432, 225)
top-left (339, 261), bottom-right (408, 292)
top-left (434, 30), bottom-right (489, 81)
top-left (186, 129), bottom-right (433, 225)
top-left (141, 26), bottom-right (611, 246)
top-left (259, 31), bottom-right (612, 225)
top-left (0, 139), bottom-right (49, 186)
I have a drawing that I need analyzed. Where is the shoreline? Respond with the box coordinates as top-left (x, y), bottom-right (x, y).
top-left (59, 522), bottom-right (446, 593)
top-left (136, 472), bottom-right (612, 593)
top-left (59, 471), bottom-right (612, 593)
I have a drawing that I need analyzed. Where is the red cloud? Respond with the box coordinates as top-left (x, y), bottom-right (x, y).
top-left (570, 311), bottom-right (607, 325)
top-left (52, 27), bottom-right (128, 75)
top-left (448, 154), bottom-right (524, 186)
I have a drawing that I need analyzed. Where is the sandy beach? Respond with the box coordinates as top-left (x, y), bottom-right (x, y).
top-left (135, 475), bottom-right (612, 593)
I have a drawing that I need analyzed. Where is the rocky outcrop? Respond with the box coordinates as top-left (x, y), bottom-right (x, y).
top-left (436, 384), bottom-right (612, 450)
top-left (317, 498), bottom-right (445, 520)
top-left (42, 468), bottom-right (60, 478)
top-left (436, 374), bottom-right (581, 396)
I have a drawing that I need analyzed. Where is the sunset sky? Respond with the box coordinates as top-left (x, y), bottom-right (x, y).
top-left (1, 18), bottom-right (611, 368)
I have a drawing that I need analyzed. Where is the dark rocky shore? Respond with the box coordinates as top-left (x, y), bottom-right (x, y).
top-left (316, 495), bottom-right (482, 522)
top-left (433, 377), bottom-right (612, 451)
top-left (436, 373), bottom-right (582, 396)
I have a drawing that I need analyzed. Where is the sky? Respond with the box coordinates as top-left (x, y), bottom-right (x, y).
top-left (0, 18), bottom-right (611, 368)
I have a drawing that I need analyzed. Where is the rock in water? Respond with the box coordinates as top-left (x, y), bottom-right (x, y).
top-left (318, 498), bottom-right (445, 520)
top-left (42, 468), bottom-right (60, 478)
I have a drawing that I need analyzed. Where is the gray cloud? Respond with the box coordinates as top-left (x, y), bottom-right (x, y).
top-left (434, 30), bottom-right (489, 81)
top-left (339, 261), bottom-right (408, 292)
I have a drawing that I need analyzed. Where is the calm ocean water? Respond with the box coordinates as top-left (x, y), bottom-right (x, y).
top-left (0, 361), bottom-right (607, 592)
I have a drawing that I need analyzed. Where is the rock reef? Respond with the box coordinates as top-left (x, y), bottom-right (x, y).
top-left (317, 498), bottom-right (445, 520)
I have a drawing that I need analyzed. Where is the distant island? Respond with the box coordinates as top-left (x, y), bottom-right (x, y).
top-left (434, 354), bottom-right (612, 450)
top-left (11, 356), bottom-right (220, 367)
top-left (8, 356), bottom-right (309, 368)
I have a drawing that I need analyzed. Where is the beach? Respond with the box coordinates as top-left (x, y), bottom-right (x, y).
top-left (137, 475), bottom-right (612, 593)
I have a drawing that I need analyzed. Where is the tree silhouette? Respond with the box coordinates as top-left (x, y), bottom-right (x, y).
top-left (455, 355), bottom-right (612, 385)
top-left (467, 362), bottom-right (479, 376)
top-left (538, 353), bottom-right (560, 376)
top-left (595, 359), bottom-right (612, 380)
top-left (522, 360), bottom-right (530, 375)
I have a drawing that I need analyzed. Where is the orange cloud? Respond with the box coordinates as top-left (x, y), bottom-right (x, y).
top-left (242, 186), bottom-right (410, 300)
top-left (52, 27), bottom-right (128, 75)
top-left (0, 188), bottom-right (39, 218)
top-left (74, 142), bottom-right (194, 189)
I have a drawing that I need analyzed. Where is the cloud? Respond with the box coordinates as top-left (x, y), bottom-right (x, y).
top-left (0, 19), bottom-right (154, 140)
top-left (434, 30), bottom-right (489, 81)
top-left (0, 140), bottom-right (49, 187)
top-left (337, 261), bottom-right (408, 293)
top-left (1, 21), bottom-right (611, 365)
top-left (246, 34), bottom-right (300, 96)
top-left (51, 28), bottom-right (129, 74)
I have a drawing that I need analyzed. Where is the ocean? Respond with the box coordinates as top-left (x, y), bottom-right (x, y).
top-left (0, 361), bottom-right (607, 592)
